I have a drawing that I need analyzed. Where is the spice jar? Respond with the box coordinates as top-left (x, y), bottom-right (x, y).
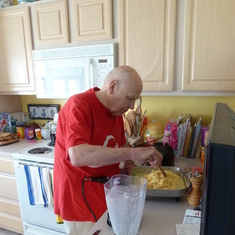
top-left (35, 128), bottom-right (42, 140)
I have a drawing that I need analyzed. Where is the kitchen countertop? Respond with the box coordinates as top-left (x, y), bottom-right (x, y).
top-left (87, 157), bottom-right (203, 235)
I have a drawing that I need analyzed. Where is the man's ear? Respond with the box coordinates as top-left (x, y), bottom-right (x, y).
top-left (109, 80), bottom-right (118, 94)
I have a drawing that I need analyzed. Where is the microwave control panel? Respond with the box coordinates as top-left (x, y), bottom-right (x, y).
top-left (92, 56), bottom-right (115, 89)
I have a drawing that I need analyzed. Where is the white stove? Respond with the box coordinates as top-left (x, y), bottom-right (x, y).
top-left (13, 140), bottom-right (65, 235)
top-left (13, 140), bottom-right (55, 164)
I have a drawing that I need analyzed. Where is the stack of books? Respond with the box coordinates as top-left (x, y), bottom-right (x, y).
top-left (176, 116), bottom-right (202, 158)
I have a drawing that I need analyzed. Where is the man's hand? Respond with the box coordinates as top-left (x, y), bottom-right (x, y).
top-left (123, 160), bottom-right (137, 175)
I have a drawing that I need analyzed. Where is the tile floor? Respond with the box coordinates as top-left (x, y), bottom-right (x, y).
top-left (0, 228), bottom-right (21, 235)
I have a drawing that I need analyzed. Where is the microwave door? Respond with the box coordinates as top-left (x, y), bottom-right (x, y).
top-left (35, 58), bottom-right (90, 98)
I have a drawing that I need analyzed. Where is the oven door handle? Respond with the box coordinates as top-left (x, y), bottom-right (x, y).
top-left (14, 161), bottom-right (53, 170)
top-left (14, 161), bottom-right (25, 170)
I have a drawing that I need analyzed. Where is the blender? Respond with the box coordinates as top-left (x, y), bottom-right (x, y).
top-left (104, 174), bottom-right (147, 235)
top-left (49, 122), bottom-right (57, 147)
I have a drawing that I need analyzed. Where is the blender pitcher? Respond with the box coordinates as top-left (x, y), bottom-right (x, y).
top-left (104, 174), bottom-right (147, 235)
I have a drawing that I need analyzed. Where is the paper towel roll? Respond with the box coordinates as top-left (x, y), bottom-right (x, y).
top-left (53, 113), bottom-right (59, 123)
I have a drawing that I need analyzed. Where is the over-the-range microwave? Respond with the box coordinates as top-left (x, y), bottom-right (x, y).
top-left (32, 43), bottom-right (116, 99)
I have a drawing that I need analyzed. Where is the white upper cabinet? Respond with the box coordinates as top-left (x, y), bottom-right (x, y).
top-left (31, 0), bottom-right (69, 48)
top-left (72, 0), bottom-right (113, 43)
top-left (182, 0), bottom-right (235, 91)
top-left (0, 5), bottom-right (35, 94)
top-left (118, 0), bottom-right (177, 92)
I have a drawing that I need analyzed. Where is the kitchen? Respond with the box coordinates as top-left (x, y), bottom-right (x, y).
top-left (0, 0), bottom-right (235, 235)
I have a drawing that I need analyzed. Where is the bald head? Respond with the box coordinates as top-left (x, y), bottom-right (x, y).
top-left (97, 65), bottom-right (143, 116)
top-left (103, 65), bottom-right (143, 94)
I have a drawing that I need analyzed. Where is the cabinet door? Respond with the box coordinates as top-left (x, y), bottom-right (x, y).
top-left (0, 213), bottom-right (23, 234)
top-left (0, 6), bottom-right (35, 94)
top-left (182, 0), bottom-right (235, 91)
top-left (0, 175), bottom-right (18, 200)
top-left (118, 0), bottom-right (177, 92)
top-left (31, 0), bottom-right (69, 47)
top-left (72, 0), bottom-right (113, 43)
top-left (0, 158), bottom-right (23, 233)
top-left (0, 158), bottom-right (15, 174)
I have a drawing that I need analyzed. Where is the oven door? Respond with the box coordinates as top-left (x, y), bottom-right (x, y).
top-left (14, 160), bottom-right (65, 234)
top-left (24, 222), bottom-right (65, 235)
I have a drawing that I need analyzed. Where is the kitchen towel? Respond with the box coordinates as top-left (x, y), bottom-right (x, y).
top-left (50, 169), bottom-right (54, 194)
top-left (24, 165), bottom-right (35, 205)
top-left (39, 167), bottom-right (54, 207)
top-left (24, 165), bottom-right (45, 206)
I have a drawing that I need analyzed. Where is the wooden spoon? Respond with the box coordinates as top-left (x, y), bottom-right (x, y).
top-left (159, 166), bottom-right (167, 177)
top-left (148, 154), bottom-right (167, 177)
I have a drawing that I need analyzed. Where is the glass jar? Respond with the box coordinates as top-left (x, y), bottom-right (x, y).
top-left (35, 128), bottom-right (42, 140)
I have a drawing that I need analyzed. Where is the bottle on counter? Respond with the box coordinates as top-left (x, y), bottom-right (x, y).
top-left (24, 112), bottom-right (31, 127)
top-left (35, 128), bottom-right (42, 140)
top-left (16, 124), bottom-right (25, 139)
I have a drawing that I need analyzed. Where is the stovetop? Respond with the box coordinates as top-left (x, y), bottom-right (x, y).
top-left (13, 140), bottom-right (55, 164)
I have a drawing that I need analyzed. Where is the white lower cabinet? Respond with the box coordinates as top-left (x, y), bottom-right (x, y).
top-left (0, 158), bottom-right (23, 234)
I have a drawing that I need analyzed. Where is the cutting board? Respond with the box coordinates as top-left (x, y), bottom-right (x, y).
top-left (0, 132), bottom-right (20, 146)
top-left (0, 138), bottom-right (20, 146)
top-left (0, 132), bottom-right (11, 138)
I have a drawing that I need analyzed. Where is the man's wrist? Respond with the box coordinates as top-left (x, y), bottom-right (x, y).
top-left (124, 160), bottom-right (134, 164)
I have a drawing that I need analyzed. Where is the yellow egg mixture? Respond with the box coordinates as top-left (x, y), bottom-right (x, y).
top-left (143, 169), bottom-right (184, 190)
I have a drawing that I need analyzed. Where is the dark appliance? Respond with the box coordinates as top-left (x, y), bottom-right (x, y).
top-left (200, 102), bottom-right (235, 235)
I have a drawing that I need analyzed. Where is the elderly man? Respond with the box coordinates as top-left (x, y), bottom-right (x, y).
top-left (53, 65), bottom-right (163, 235)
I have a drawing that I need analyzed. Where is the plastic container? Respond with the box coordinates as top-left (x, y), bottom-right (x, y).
top-left (24, 127), bottom-right (35, 140)
top-left (16, 125), bottom-right (25, 139)
top-left (104, 174), bottom-right (147, 235)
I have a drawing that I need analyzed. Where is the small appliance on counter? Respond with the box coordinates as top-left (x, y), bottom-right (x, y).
top-left (200, 103), bottom-right (235, 235)
top-left (49, 122), bottom-right (57, 147)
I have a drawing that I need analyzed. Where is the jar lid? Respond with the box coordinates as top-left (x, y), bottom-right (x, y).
top-left (35, 128), bottom-right (41, 132)
top-left (16, 124), bottom-right (25, 127)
